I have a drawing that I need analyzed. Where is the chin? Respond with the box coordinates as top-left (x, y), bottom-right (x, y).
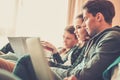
top-left (87, 32), bottom-right (91, 36)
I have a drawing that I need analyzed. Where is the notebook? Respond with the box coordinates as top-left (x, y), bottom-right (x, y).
top-left (26, 37), bottom-right (53, 80)
top-left (8, 37), bottom-right (29, 57)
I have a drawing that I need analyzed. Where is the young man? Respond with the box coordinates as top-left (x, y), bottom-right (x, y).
top-left (64, 0), bottom-right (120, 80)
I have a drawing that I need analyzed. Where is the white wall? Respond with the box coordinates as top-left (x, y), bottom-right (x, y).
top-left (16, 0), bottom-right (68, 47)
top-left (0, 0), bottom-right (16, 48)
top-left (111, 0), bottom-right (120, 26)
top-left (0, 0), bottom-right (68, 48)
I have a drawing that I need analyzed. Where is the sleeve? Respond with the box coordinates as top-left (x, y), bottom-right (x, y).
top-left (52, 52), bottom-right (64, 64)
top-left (48, 61), bottom-right (70, 69)
top-left (0, 43), bottom-right (14, 54)
top-left (75, 32), bottom-right (120, 80)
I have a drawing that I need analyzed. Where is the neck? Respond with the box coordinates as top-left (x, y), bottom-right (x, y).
top-left (79, 41), bottom-right (86, 48)
top-left (98, 22), bottom-right (112, 34)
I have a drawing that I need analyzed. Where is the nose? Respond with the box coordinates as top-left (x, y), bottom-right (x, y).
top-left (74, 29), bottom-right (77, 34)
top-left (63, 37), bottom-right (67, 43)
top-left (81, 21), bottom-right (86, 27)
top-left (74, 29), bottom-right (78, 36)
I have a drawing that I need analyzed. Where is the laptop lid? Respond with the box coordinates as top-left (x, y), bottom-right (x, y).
top-left (26, 37), bottom-right (53, 80)
top-left (8, 37), bottom-right (29, 57)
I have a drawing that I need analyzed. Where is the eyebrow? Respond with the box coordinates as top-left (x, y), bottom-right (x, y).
top-left (76, 25), bottom-right (81, 27)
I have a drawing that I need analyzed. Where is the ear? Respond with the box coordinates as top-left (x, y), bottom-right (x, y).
top-left (96, 12), bottom-right (103, 22)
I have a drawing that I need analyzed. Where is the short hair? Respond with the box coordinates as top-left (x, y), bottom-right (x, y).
top-left (65, 25), bottom-right (77, 39)
top-left (83, 0), bottom-right (115, 24)
top-left (76, 13), bottom-right (84, 22)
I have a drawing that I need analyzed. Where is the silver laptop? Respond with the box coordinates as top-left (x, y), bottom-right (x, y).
top-left (8, 37), bottom-right (29, 57)
top-left (26, 37), bottom-right (53, 80)
top-left (8, 37), bottom-right (59, 80)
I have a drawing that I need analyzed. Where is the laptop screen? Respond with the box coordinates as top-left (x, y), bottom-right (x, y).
top-left (26, 37), bottom-right (53, 80)
top-left (8, 37), bottom-right (29, 57)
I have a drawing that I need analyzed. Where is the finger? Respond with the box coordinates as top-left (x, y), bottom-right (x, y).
top-left (63, 77), bottom-right (68, 80)
top-left (70, 75), bottom-right (77, 80)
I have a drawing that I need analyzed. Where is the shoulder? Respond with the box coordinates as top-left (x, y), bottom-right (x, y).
top-left (105, 26), bottom-right (120, 38)
top-left (94, 27), bottom-right (120, 53)
top-left (96, 26), bottom-right (120, 43)
top-left (101, 30), bottom-right (120, 43)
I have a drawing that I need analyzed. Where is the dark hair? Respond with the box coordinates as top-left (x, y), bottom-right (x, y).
top-left (83, 0), bottom-right (115, 24)
top-left (76, 13), bottom-right (84, 22)
top-left (65, 25), bottom-right (77, 39)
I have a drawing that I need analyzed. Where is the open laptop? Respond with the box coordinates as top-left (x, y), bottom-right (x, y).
top-left (26, 37), bottom-right (54, 80)
top-left (8, 37), bottom-right (29, 57)
top-left (8, 37), bottom-right (60, 80)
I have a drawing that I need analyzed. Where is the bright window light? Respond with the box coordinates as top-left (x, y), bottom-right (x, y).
top-left (16, 0), bottom-right (68, 47)
top-left (0, 0), bottom-right (68, 48)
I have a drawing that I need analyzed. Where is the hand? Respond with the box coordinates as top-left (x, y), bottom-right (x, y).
top-left (64, 75), bottom-right (77, 80)
top-left (0, 51), bottom-right (5, 55)
top-left (41, 41), bottom-right (58, 53)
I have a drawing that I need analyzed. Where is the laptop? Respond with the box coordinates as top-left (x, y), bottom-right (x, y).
top-left (8, 37), bottom-right (29, 57)
top-left (26, 37), bottom-right (54, 80)
top-left (8, 37), bottom-right (60, 80)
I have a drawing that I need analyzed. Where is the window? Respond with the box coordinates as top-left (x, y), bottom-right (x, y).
top-left (0, 0), bottom-right (16, 48)
top-left (16, 0), bottom-right (68, 47)
top-left (0, 0), bottom-right (68, 48)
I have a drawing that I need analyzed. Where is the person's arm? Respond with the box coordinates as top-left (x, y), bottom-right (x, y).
top-left (41, 41), bottom-right (65, 63)
top-left (52, 52), bottom-right (64, 63)
top-left (73, 31), bottom-right (120, 80)
top-left (64, 75), bottom-right (77, 80)
top-left (41, 41), bottom-right (58, 53)
top-left (0, 43), bottom-right (14, 54)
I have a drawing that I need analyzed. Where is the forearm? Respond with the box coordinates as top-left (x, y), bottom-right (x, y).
top-left (52, 52), bottom-right (64, 63)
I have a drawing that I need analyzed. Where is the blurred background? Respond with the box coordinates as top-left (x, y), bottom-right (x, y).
top-left (0, 0), bottom-right (120, 49)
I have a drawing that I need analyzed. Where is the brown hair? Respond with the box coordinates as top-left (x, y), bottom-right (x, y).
top-left (76, 13), bottom-right (84, 22)
top-left (65, 25), bottom-right (77, 39)
top-left (83, 0), bottom-right (115, 24)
